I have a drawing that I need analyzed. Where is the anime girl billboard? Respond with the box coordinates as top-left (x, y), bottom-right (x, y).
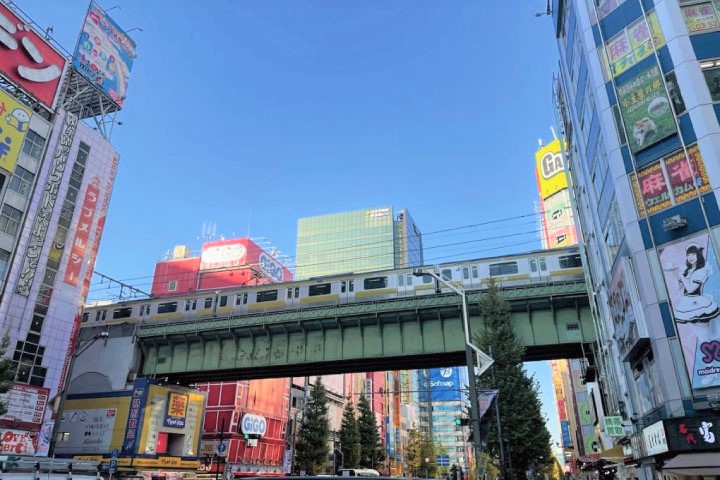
top-left (659, 232), bottom-right (720, 389)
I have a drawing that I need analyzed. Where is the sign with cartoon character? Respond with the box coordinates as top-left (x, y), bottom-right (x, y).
top-left (72, 1), bottom-right (136, 107)
top-left (659, 232), bottom-right (720, 389)
top-left (0, 3), bottom-right (66, 108)
top-left (0, 89), bottom-right (32, 173)
top-left (617, 65), bottom-right (677, 154)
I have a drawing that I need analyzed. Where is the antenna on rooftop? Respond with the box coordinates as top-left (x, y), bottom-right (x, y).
top-left (201, 221), bottom-right (216, 242)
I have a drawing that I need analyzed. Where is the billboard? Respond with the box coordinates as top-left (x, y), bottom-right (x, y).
top-left (535, 139), bottom-right (567, 200)
top-left (0, 4), bottom-right (66, 109)
top-left (608, 258), bottom-right (643, 360)
top-left (73, 1), bottom-right (136, 107)
top-left (617, 65), bottom-right (677, 154)
top-left (0, 89), bottom-right (32, 173)
top-left (630, 145), bottom-right (712, 216)
top-left (200, 239), bottom-right (248, 270)
top-left (0, 384), bottom-right (49, 429)
top-left (659, 232), bottom-right (720, 390)
top-left (541, 190), bottom-right (577, 249)
top-left (429, 367), bottom-right (461, 401)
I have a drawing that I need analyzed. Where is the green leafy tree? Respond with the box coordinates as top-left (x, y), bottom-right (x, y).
top-left (357, 394), bottom-right (385, 468)
top-left (0, 333), bottom-right (16, 416)
top-left (476, 280), bottom-right (552, 480)
top-left (295, 377), bottom-right (331, 475)
top-left (405, 427), bottom-right (438, 478)
top-left (405, 428), bottom-right (423, 476)
top-left (338, 401), bottom-right (360, 468)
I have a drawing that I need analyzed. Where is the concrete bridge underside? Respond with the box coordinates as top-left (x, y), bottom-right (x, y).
top-left (137, 281), bottom-right (595, 383)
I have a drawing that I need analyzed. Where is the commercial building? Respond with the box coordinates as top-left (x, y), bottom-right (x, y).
top-left (0, 1), bottom-right (134, 456)
top-left (552, 0), bottom-right (720, 477)
top-left (295, 206), bottom-right (426, 475)
top-left (426, 367), bottom-right (471, 471)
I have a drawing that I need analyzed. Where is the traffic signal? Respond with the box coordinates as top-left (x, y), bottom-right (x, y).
top-left (455, 417), bottom-right (470, 426)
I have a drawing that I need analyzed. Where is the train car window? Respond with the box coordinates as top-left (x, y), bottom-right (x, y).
top-left (341, 281), bottom-right (347, 293)
top-left (398, 275), bottom-right (404, 287)
top-left (462, 267), bottom-right (470, 280)
top-left (241, 293), bottom-right (248, 305)
top-left (559, 254), bottom-right (582, 268)
top-left (441, 269), bottom-right (452, 281)
top-left (364, 277), bottom-right (387, 290)
top-left (95, 310), bottom-right (106, 322)
top-left (489, 262), bottom-right (518, 276)
top-left (422, 274), bottom-right (433, 284)
top-left (219, 295), bottom-right (228, 307)
top-left (158, 302), bottom-right (178, 314)
top-left (539, 258), bottom-right (547, 271)
top-left (185, 299), bottom-right (197, 311)
top-left (82, 312), bottom-right (89, 323)
top-left (113, 307), bottom-right (132, 319)
top-left (204, 297), bottom-right (213, 308)
top-left (257, 290), bottom-right (278, 302)
top-left (471, 266), bottom-right (478, 278)
top-left (529, 259), bottom-right (538, 273)
top-left (142, 304), bottom-right (150, 315)
top-left (309, 283), bottom-right (331, 296)
top-left (349, 280), bottom-right (354, 292)
top-left (287, 288), bottom-right (293, 299)
top-left (168, 280), bottom-right (177, 292)
top-left (406, 274), bottom-right (412, 285)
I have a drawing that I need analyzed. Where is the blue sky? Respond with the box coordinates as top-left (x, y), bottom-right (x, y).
top-left (21, 0), bottom-right (564, 444)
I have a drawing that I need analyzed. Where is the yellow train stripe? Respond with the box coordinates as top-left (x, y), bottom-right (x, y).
top-left (149, 313), bottom-right (183, 321)
top-left (356, 288), bottom-right (396, 298)
top-left (300, 294), bottom-right (340, 303)
top-left (217, 306), bottom-right (234, 314)
top-left (481, 273), bottom-right (531, 283)
top-left (249, 300), bottom-right (286, 310)
top-left (550, 268), bottom-right (583, 277)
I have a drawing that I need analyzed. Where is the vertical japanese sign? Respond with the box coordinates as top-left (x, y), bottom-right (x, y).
top-left (630, 162), bottom-right (672, 214)
top-left (0, 89), bottom-right (32, 173)
top-left (73, 1), bottom-right (136, 107)
top-left (123, 380), bottom-right (149, 454)
top-left (164, 392), bottom-right (188, 428)
top-left (659, 233), bottom-right (720, 390)
top-left (603, 416), bottom-right (625, 437)
top-left (0, 4), bottom-right (66, 108)
top-left (617, 65), bottom-right (677, 154)
top-left (64, 178), bottom-right (100, 286)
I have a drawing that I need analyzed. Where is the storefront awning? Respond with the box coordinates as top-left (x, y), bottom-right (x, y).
top-left (599, 445), bottom-right (625, 461)
top-left (662, 452), bottom-right (720, 476)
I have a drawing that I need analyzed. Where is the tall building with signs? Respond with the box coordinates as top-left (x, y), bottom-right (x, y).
top-left (0, 1), bottom-right (136, 456)
top-left (552, 0), bottom-right (720, 477)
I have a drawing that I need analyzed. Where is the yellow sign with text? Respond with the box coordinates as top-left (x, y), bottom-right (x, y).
top-left (0, 89), bottom-right (33, 173)
top-left (535, 139), bottom-right (568, 200)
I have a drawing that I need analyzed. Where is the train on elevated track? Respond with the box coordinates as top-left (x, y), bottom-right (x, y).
top-left (83, 246), bottom-right (583, 325)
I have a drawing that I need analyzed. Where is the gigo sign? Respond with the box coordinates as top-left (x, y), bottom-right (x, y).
top-left (241, 414), bottom-right (267, 436)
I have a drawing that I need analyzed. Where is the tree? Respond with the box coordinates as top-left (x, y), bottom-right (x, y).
top-left (338, 401), bottom-right (360, 468)
top-left (0, 333), bottom-right (16, 416)
top-left (357, 394), bottom-right (385, 468)
top-left (406, 427), bottom-right (439, 478)
top-left (476, 280), bottom-right (552, 480)
top-left (405, 428), bottom-right (423, 476)
top-left (295, 377), bottom-right (331, 475)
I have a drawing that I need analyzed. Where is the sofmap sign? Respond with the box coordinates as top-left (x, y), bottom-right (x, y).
top-left (429, 367), bottom-right (461, 401)
top-left (241, 414), bottom-right (267, 436)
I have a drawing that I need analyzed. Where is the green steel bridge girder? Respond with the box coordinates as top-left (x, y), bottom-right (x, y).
top-left (138, 280), bottom-right (596, 382)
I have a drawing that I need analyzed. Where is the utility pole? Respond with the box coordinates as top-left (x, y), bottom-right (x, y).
top-left (215, 417), bottom-right (226, 480)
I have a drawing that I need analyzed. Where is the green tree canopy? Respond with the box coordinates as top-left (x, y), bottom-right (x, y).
top-left (0, 334), bottom-right (16, 416)
top-left (338, 401), bottom-right (361, 469)
top-left (295, 377), bottom-right (331, 475)
top-left (476, 280), bottom-right (553, 480)
top-left (357, 394), bottom-right (385, 468)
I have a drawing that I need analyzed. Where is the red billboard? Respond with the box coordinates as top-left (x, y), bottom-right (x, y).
top-left (0, 4), bottom-right (66, 109)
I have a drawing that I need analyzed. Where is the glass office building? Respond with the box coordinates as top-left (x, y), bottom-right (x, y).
top-left (552, 0), bottom-right (720, 477)
top-left (295, 206), bottom-right (423, 279)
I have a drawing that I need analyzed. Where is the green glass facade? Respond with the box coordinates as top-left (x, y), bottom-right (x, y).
top-left (295, 206), bottom-right (423, 279)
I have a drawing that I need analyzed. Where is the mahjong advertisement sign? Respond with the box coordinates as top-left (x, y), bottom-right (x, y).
top-left (617, 65), bottom-right (677, 154)
top-left (659, 233), bottom-right (720, 389)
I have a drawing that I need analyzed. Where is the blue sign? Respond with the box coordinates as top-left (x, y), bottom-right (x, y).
top-left (561, 420), bottom-right (572, 447)
top-left (109, 459), bottom-right (117, 474)
top-left (437, 455), bottom-right (450, 466)
top-left (217, 442), bottom-right (227, 454)
top-left (429, 367), bottom-right (461, 401)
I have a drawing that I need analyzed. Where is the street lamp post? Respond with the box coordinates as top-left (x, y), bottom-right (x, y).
top-left (412, 269), bottom-right (494, 480)
top-left (49, 330), bottom-right (109, 457)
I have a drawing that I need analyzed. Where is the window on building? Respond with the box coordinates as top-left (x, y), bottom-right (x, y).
top-left (701, 59), bottom-right (720, 102)
top-left (168, 280), bottom-right (177, 291)
top-left (0, 248), bottom-right (10, 281)
top-left (8, 166), bottom-right (35, 197)
top-left (0, 204), bottom-right (23, 236)
top-left (665, 71), bottom-right (686, 115)
top-left (21, 130), bottom-right (46, 160)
